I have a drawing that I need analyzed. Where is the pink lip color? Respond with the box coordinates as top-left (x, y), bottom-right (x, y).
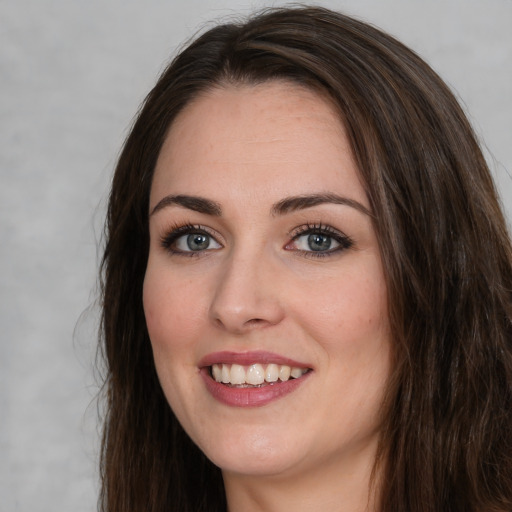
top-left (198, 350), bottom-right (309, 368)
top-left (198, 351), bottom-right (312, 408)
top-left (200, 368), bottom-right (311, 407)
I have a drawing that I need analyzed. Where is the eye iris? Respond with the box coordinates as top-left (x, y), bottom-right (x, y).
top-left (308, 233), bottom-right (331, 251)
top-left (187, 233), bottom-right (209, 251)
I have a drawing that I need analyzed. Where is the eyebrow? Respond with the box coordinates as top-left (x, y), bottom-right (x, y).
top-left (150, 192), bottom-right (371, 218)
top-left (150, 194), bottom-right (222, 217)
top-left (271, 193), bottom-right (372, 217)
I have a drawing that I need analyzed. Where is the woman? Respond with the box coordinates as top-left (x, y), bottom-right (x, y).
top-left (99, 6), bottom-right (512, 512)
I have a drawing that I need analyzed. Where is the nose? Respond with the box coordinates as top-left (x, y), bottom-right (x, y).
top-left (209, 249), bottom-right (285, 334)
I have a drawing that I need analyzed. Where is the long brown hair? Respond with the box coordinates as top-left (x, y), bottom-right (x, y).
top-left (99, 6), bottom-right (512, 511)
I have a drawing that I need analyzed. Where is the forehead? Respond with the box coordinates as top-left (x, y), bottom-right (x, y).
top-left (151, 81), bottom-right (367, 209)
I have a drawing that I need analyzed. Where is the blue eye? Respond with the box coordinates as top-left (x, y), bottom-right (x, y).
top-left (295, 233), bottom-right (340, 252)
top-left (287, 224), bottom-right (353, 257)
top-left (161, 225), bottom-right (221, 254)
top-left (176, 233), bottom-right (220, 252)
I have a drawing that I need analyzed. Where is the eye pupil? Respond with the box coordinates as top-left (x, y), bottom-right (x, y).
top-left (308, 233), bottom-right (331, 251)
top-left (187, 233), bottom-right (209, 251)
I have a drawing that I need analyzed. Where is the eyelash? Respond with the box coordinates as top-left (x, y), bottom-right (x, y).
top-left (160, 223), bottom-right (220, 258)
top-left (287, 223), bottom-right (353, 258)
top-left (159, 222), bottom-right (353, 258)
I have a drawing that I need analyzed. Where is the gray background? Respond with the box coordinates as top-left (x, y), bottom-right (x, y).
top-left (1, 0), bottom-right (510, 510)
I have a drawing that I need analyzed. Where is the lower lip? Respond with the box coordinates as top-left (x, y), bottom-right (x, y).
top-left (200, 368), bottom-right (311, 407)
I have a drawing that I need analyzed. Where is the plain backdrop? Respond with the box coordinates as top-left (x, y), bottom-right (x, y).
top-left (1, 1), bottom-right (511, 510)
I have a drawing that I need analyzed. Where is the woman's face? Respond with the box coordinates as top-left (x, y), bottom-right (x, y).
top-left (144, 82), bottom-right (391, 480)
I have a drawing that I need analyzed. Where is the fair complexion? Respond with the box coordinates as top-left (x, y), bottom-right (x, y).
top-left (143, 82), bottom-right (391, 512)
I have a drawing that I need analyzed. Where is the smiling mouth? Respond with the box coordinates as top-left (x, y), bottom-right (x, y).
top-left (210, 363), bottom-right (311, 387)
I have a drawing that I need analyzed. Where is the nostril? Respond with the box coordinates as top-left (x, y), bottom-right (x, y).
top-left (209, 281), bottom-right (285, 332)
top-left (214, 316), bottom-right (266, 331)
top-left (245, 318), bottom-right (265, 326)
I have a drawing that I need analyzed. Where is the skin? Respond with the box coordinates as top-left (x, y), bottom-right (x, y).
top-left (143, 82), bottom-right (391, 512)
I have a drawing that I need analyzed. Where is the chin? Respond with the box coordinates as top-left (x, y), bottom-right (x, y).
top-left (196, 425), bottom-right (302, 477)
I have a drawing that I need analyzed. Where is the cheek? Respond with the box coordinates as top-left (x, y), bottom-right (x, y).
top-left (295, 262), bottom-right (389, 348)
top-left (142, 267), bottom-right (207, 418)
top-left (143, 267), bottom-right (206, 359)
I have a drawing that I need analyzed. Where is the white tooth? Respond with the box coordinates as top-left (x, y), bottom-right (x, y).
top-left (221, 364), bottom-right (231, 384)
top-left (230, 364), bottom-right (246, 385)
top-left (279, 365), bottom-right (291, 381)
top-left (265, 363), bottom-right (279, 383)
top-left (212, 364), bottom-right (222, 382)
top-left (290, 367), bottom-right (305, 379)
top-left (246, 364), bottom-right (265, 385)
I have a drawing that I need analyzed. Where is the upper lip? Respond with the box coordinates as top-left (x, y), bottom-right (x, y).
top-left (198, 350), bottom-right (311, 369)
